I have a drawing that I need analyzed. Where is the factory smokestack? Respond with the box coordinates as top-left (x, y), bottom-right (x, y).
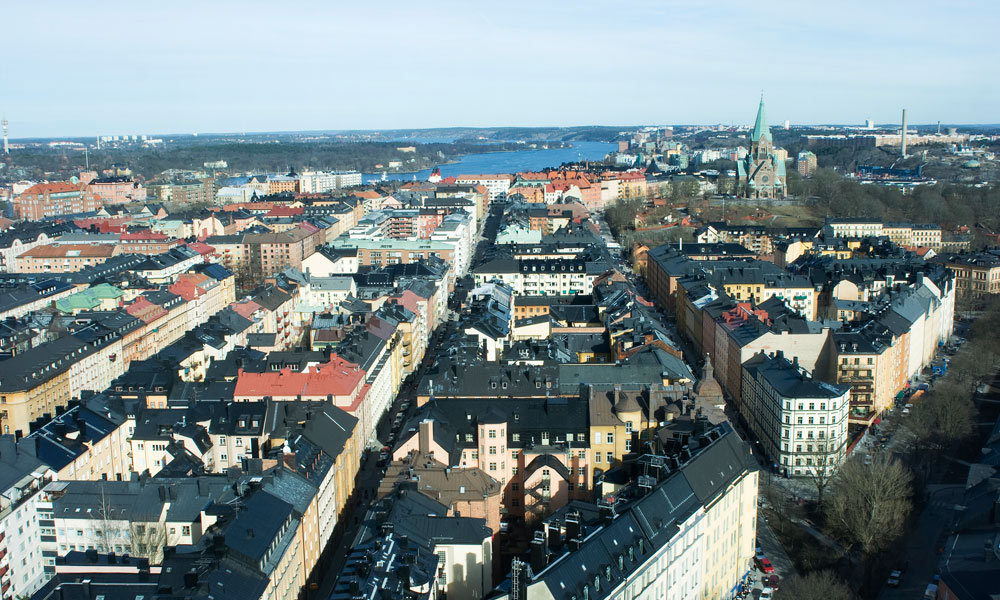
top-left (901, 109), bottom-right (907, 158)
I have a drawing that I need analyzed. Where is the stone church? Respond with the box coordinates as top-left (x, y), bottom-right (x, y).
top-left (737, 96), bottom-right (787, 199)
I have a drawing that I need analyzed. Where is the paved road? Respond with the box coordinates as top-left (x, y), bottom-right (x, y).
top-left (755, 516), bottom-right (797, 594)
top-left (876, 484), bottom-right (963, 600)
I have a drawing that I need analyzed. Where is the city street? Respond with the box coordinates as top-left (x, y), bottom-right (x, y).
top-left (876, 484), bottom-right (964, 600)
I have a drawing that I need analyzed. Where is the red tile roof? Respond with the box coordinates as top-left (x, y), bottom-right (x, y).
top-left (234, 356), bottom-right (366, 399)
top-left (21, 182), bottom-right (83, 196)
top-left (184, 241), bottom-right (216, 256)
top-left (20, 243), bottom-right (117, 258)
top-left (265, 206), bottom-right (304, 217)
top-left (230, 299), bottom-right (262, 319)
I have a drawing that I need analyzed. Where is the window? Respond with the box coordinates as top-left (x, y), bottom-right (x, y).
top-left (182, 525), bottom-right (191, 536)
top-left (624, 440), bottom-right (632, 452)
top-left (595, 453), bottom-right (602, 463)
top-left (511, 450), bottom-right (519, 459)
top-left (489, 462), bottom-right (497, 471)
top-left (471, 451), bottom-right (478, 459)
top-left (594, 432), bottom-right (601, 444)
top-left (234, 438), bottom-right (242, 446)
top-left (512, 433), bottom-right (520, 442)
top-left (489, 446), bottom-right (497, 455)
top-left (578, 450), bottom-right (586, 458)
top-left (606, 432), bottom-right (614, 445)
top-left (219, 436), bottom-right (226, 445)
top-left (512, 483), bottom-right (520, 491)
top-left (488, 430), bottom-right (496, 439)
top-left (578, 467), bottom-right (586, 476)
top-left (625, 421), bottom-right (633, 434)
top-left (465, 433), bottom-right (473, 442)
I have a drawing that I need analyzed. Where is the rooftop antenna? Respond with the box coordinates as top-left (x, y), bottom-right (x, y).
top-left (2, 116), bottom-right (8, 154)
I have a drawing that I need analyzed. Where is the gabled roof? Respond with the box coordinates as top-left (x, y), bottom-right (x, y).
top-left (751, 95), bottom-right (771, 143)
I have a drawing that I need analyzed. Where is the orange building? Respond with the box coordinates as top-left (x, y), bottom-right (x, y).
top-left (14, 182), bottom-right (103, 220)
top-left (15, 243), bottom-right (121, 273)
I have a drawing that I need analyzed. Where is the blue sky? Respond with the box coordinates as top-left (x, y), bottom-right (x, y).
top-left (4, 0), bottom-right (996, 138)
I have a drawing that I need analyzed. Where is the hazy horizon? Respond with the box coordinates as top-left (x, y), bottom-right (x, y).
top-left (4, 0), bottom-right (997, 138)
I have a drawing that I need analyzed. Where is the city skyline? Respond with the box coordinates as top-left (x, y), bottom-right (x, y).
top-left (4, 0), bottom-right (998, 138)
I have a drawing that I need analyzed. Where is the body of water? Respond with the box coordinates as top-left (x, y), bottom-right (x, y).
top-left (362, 141), bottom-right (616, 183)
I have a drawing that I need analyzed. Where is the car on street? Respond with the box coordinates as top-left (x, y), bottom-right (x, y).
top-left (887, 570), bottom-right (902, 587)
top-left (757, 558), bottom-right (775, 574)
top-left (765, 575), bottom-right (780, 590)
top-left (759, 587), bottom-right (774, 600)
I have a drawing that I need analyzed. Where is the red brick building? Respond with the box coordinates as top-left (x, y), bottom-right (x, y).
top-left (14, 182), bottom-right (103, 220)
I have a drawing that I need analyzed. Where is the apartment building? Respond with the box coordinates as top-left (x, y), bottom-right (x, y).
top-left (472, 255), bottom-right (611, 296)
top-left (454, 174), bottom-right (514, 203)
top-left (0, 225), bottom-right (69, 272)
top-left (245, 226), bottom-right (324, 278)
top-left (86, 177), bottom-right (146, 205)
top-left (13, 183), bottom-right (102, 220)
top-left (332, 489), bottom-right (494, 600)
top-left (118, 232), bottom-right (180, 255)
top-left (0, 437), bottom-right (55, 598)
top-left (392, 397), bottom-right (595, 524)
top-left (331, 238), bottom-right (456, 268)
top-left (934, 249), bottom-right (1000, 298)
top-left (494, 423), bottom-right (758, 600)
top-left (15, 244), bottom-right (122, 273)
top-left (0, 317), bottom-right (141, 437)
top-left (742, 351), bottom-right (850, 478)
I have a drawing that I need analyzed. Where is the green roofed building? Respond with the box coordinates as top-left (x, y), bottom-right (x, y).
top-left (737, 95), bottom-right (787, 199)
top-left (55, 283), bottom-right (124, 314)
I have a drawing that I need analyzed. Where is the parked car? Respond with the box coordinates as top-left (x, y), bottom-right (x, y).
top-left (757, 557), bottom-right (775, 574)
top-left (759, 587), bottom-right (775, 600)
top-left (765, 575), bottom-right (780, 590)
top-left (887, 570), bottom-right (902, 587)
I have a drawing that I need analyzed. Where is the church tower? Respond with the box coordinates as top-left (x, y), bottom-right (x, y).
top-left (737, 96), bottom-right (786, 199)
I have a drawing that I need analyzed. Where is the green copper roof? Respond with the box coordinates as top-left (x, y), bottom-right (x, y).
top-left (751, 96), bottom-right (771, 142)
top-left (55, 283), bottom-right (124, 313)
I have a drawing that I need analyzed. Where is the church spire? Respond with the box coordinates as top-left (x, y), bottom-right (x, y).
top-left (751, 94), bottom-right (771, 143)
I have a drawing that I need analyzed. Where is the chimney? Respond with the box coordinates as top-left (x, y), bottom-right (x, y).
top-left (530, 533), bottom-right (548, 573)
top-left (418, 419), bottom-right (433, 455)
top-left (565, 513), bottom-right (581, 542)
top-left (183, 571), bottom-right (198, 589)
top-left (547, 520), bottom-right (563, 550)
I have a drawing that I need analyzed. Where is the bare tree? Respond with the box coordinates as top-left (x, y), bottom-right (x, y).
top-left (780, 571), bottom-right (855, 600)
top-left (806, 457), bottom-right (837, 506)
top-left (825, 455), bottom-right (913, 592)
top-left (93, 484), bottom-right (171, 563)
top-left (129, 522), bottom-right (169, 563)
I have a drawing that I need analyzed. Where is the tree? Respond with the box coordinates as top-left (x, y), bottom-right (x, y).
top-left (806, 458), bottom-right (837, 506)
top-left (908, 381), bottom-right (975, 453)
top-left (129, 522), bottom-right (169, 563)
top-left (94, 485), bottom-right (171, 563)
top-left (780, 571), bottom-right (855, 600)
top-left (825, 455), bottom-right (912, 592)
